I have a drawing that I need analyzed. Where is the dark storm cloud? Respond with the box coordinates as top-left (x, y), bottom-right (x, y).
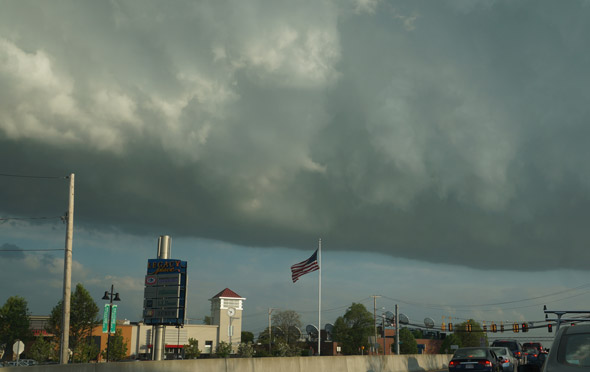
top-left (1, 0), bottom-right (590, 269)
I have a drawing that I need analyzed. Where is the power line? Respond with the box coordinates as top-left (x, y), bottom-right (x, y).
top-left (0, 173), bottom-right (68, 179)
top-left (399, 291), bottom-right (590, 314)
top-left (456, 283), bottom-right (590, 307)
top-left (0, 216), bottom-right (64, 222)
top-left (298, 297), bottom-right (372, 314)
top-left (0, 249), bottom-right (64, 252)
top-left (381, 283), bottom-right (590, 311)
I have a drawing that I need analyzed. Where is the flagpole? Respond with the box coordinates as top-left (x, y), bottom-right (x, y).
top-left (318, 238), bottom-right (321, 356)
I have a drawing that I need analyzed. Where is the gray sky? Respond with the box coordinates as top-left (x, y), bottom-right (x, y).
top-left (2, 0), bottom-right (590, 341)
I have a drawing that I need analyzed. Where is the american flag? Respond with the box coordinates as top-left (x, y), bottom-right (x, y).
top-left (290, 249), bottom-right (319, 283)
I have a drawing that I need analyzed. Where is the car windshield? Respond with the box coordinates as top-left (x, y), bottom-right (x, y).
top-left (492, 348), bottom-right (508, 356)
top-left (562, 333), bottom-right (590, 367)
top-left (454, 349), bottom-right (487, 358)
top-left (493, 342), bottom-right (516, 349)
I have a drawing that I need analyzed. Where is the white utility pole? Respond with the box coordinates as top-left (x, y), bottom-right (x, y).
top-left (371, 295), bottom-right (381, 353)
top-left (268, 308), bottom-right (276, 354)
top-left (60, 173), bottom-right (74, 364)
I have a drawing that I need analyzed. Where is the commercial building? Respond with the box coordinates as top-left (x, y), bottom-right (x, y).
top-left (27, 287), bottom-right (245, 361)
top-left (130, 287), bottom-right (245, 359)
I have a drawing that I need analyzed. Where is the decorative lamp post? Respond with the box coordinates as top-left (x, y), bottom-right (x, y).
top-left (102, 284), bottom-right (121, 362)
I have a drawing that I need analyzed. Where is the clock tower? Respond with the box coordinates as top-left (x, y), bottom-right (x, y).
top-left (209, 288), bottom-right (245, 351)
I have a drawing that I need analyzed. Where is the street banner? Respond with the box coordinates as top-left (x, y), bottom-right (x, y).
top-left (110, 304), bottom-right (118, 333)
top-left (102, 304), bottom-right (110, 333)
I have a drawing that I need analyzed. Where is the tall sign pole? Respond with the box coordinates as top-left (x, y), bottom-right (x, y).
top-left (143, 236), bottom-right (187, 360)
top-left (60, 173), bottom-right (74, 364)
top-left (153, 236), bottom-right (170, 361)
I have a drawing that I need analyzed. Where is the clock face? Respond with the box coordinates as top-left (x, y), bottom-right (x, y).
top-left (227, 307), bottom-right (235, 317)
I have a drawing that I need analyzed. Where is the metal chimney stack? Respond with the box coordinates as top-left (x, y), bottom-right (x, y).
top-left (157, 235), bottom-right (171, 259)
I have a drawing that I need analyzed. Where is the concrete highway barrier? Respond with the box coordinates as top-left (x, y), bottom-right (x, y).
top-left (4, 354), bottom-right (452, 372)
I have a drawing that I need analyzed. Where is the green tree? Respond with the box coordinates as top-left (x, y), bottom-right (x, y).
top-left (399, 328), bottom-right (418, 354)
top-left (272, 340), bottom-right (301, 357)
top-left (47, 283), bottom-right (100, 362)
top-left (332, 303), bottom-right (373, 355)
top-left (454, 320), bottom-right (487, 347)
top-left (76, 341), bottom-right (99, 363)
top-left (28, 337), bottom-right (59, 362)
top-left (0, 296), bottom-right (32, 361)
top-left (272, 310), bottom-right (302, 346)
top-left (203, 316), bottom-right (212, 325)
top-left (411, 329), bottom-right (423, 339)
top-left (237, 342), bottom-right (254, 358)
top-left (241, 331), bottom-right (254, 344)
top-left (256, 326), bottom-right (284, 355)
top-left (100, 328), bottom-right (127, 361)
top-left (184, 338), bottom-right (201, 359)
top-left (215, 341), bottom-right (232, 358)
top-left (440, 333), bottom-right (462, 354)
top-left (274, 340), bottom-right (290, 357)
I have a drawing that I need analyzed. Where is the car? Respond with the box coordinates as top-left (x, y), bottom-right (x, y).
top-left (492, 340), bottom-right (524, 360)
top-left (491, 346), bottom-right (519, 372)
top-left (523, 348), bottom-right (542, 365)
top-left (449, 347), bottom-right (502, 372)
top-left (542, 324), bottom-right (590, 371)
top-left (524, 342), bottom-right (546, 354)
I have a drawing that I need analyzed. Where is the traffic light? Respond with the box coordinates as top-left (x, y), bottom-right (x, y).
top-left (468, 323), bottom-right (472, 332)
top-left (500, 324), bottom-right (504, 333)
top-left (491, 324), bottom-right (497, 333)
top-left (571, 323), bottom-right (576, 327)
top-left (483, 324), bottom-right (487, 332)
top-left (513, 323), bottom-right (519, 333)
top-left (522, 323), bottom-right (528, 333)
top-left (548, 324), bottom-right (553, 333)
top-left (442, 323), bottom-right (446, 331)
top-left (448, 323), bottom-right (453, 332)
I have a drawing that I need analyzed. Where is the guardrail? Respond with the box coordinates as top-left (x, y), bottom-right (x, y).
top-left (4, 354), bottom-right (452, 372)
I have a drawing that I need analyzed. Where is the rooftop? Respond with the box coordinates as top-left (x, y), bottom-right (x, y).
top-left (211, 288), bottom-right (243, 299)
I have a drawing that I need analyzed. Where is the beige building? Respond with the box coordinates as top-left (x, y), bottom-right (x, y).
top-left (131, 287), bottom-right (246, 359)
top-left (209, 288), bottom-right (246, 352)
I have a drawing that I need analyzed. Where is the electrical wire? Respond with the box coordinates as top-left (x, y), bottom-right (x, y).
top-left (455, 283), bottom-right (590, 307)
top-left (241, 297), bottom-right (373, 335)
top-left (0, 216), bottom-right (64, 222)
top-left (298, 297), bottom-right (373, 314)
top-left (381, 283), bottom-right (590, 311)
top-left (0, 249), bottom-right (63, 252)
top-left (0, 173), bottom-right (68, 179)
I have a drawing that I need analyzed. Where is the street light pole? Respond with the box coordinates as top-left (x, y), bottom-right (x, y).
top-left (102, 284), bottom-right (121, 362)
top-left (395, 304), bottom-right (400, 355)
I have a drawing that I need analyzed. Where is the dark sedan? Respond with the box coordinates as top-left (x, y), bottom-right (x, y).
top-left (449, 347), bottom-right (501, 372)
top-left (524, 348), bottom-right (541, 365)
